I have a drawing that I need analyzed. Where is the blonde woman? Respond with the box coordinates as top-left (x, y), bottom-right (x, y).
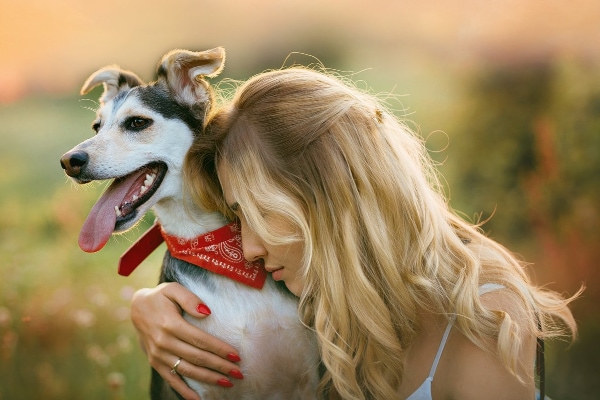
top-left (131, 67), bottom-right (580, 400)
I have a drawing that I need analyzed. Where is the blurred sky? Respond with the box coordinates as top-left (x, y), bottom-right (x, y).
top-left (1, 0), bottom-right (599, 103)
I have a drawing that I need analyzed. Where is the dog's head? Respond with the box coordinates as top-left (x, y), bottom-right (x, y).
top-left (60, 47), bottom-right (225, 253)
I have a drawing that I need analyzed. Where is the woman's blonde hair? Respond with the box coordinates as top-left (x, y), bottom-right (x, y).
top-left (185, 67), bottom-right (580, 399)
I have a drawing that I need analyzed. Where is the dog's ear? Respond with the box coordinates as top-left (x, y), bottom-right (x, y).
top-left (158, 47), bottom-right (225, 105)
top-left (80, 66), bottom-right (143, 104)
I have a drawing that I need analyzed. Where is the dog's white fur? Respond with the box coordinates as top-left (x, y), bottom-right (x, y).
top-left (61, 48), bottom-right (319, 399)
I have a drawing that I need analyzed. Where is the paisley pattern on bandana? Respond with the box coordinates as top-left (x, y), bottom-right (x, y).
top-left (161, 222), bottom-right (267, 289)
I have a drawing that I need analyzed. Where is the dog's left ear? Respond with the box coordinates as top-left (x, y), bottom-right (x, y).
top-left (158, 47), bottom-right (225, 106)
top-left (81, 66), bottom-right (143, 104)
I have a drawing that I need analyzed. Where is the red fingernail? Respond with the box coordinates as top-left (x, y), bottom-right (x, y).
top-left (217, 378), bottom-right (233, 388)
top-left (196, 304), bottom-right (211, 315)
top-left (226, 352), bottom-right (241, 362)
top-left (229, 369), bottom-right (244, 380)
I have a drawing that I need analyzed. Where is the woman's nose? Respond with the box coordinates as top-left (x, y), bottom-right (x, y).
top-left (240, 221), bottom-right (267, 262)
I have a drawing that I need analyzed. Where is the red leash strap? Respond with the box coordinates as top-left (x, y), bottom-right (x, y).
top-left (118, 222), bottom-right (164, 276)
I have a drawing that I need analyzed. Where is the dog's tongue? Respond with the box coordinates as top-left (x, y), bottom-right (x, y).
top-left (78, 173), bottom-right (139, 253)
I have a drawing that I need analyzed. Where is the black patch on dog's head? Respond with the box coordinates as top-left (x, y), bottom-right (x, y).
top-left (135, 84), bottom-right (205, 134)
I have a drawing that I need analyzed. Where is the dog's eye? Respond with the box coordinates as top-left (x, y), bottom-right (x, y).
top-left (126, 117), bottom-right (152, 131)
top-left (92, 121), bottom-right (101, 133)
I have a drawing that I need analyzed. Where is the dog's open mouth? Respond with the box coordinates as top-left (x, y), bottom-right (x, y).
top-left (78, 162), bottom-right (168, 253)
top-left (114, 162), bottom-right (167, 224)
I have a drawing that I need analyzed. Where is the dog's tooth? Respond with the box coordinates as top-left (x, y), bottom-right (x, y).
top-left (132, 194), bottom-right (139, 201)
top-left (140, 186), bottom-right (148, 194)
top-left (115, 206), bottom-right (122, 217)
top-left (146, 173), bottom-right (156, 185)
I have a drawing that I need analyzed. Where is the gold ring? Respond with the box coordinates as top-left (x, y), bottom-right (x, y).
top-left (170, 358), bottom-right (182, 375)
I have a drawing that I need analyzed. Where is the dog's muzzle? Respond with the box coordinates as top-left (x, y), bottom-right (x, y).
top-left (60, 150), bottom-right (89, 178)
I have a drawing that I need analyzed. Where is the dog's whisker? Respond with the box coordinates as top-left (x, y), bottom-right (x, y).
top-left (79, 98), bottom-right (99, 112)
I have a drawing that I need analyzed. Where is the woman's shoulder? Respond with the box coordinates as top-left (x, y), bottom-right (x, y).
top-left (442, 326), bottom-right (536, 399)
top-left (439, 285), bottom-right (537, 399)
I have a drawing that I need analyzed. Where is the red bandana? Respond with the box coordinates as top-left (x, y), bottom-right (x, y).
top-left (118, 221), bottom-right (267, 289)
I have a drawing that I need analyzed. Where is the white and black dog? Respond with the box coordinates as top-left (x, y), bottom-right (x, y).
top-left (60, 48), bottom-right (319, 399)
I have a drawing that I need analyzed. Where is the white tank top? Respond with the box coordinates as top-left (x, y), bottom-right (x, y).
top-left (405, 283), bottom-right (505, 400)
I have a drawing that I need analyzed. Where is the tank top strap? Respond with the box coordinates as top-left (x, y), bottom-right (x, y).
top-left (427, 315), bottom-right (456, 379)
top-left (427, 283), bottom-right (506, 379)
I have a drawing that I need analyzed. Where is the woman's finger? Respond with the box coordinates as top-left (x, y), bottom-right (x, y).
top-left (159, 359), bottom-right (203, 400)
top-left (155, 336), bottom-right (243, 382)
top-left (169, 357), bottom-right (236, 388)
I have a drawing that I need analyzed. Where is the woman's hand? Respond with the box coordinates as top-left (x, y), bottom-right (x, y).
top-left (130, 282), bottom-right (244, 400)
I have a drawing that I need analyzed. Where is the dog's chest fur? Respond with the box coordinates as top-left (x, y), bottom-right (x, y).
top-left (159, 253), bottom-right (319, 400)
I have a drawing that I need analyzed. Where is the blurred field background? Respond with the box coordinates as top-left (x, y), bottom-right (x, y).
top-left (1, 0), bottom-right (599, 399)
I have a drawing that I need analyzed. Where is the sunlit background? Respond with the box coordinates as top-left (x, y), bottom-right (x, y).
top-left (1, 0), bottom-right (598, 399)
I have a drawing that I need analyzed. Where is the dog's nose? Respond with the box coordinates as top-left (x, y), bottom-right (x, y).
top-left (60, 151), bottom-right (89, 177)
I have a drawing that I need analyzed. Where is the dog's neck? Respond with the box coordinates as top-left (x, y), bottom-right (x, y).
top-left (152, 196), bottom-right (228, 239)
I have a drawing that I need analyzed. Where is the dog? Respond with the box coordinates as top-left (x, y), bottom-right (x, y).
top-left (60, 47), bottom-right (319, 400)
